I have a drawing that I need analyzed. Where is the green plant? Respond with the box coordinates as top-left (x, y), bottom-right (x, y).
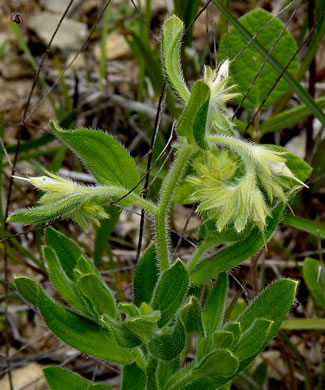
top-left (8, 15), bottom-right (311, 389)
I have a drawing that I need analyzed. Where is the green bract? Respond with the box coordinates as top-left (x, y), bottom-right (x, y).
top-left (9, 13), bottom-right (311, 390)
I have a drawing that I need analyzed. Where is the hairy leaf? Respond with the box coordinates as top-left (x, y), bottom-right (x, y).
top-left (180, 296), bottom-right (204, 337)
top-left (121, 364), bottom-right (146, 390)
top-left (50, 121), bottom-right (140, 192)
top-left (38, 287), bottom-right (133, 364)
top-left (176, 81), bottom-right (211, 148)
top-left (148, 319), bottom-right (186, 361)
top-left (43, 246), bottom-right (87, 313)
top-left (203, 272), bottom-right (228, 334)
top-left (45, 227), bottom-right (82, 279)
top-left (161, 15), bottom-right (190, 102)
top-left (78, 274), bottom-right (118, 319)
top-left (190, 202), bottom-right (285, 284)
top-left (151, 259), bottom-right (189, 327)
top-left (43, 366), bottom-right (112, 390)
top-left (193, 349), bottom-right (239, 378)
top-left (134, 244), bottom-right (159, 306)
top-left (15, 276), bottom-right (39, 306)
top-left (233, 318), bottom-right (273, 360)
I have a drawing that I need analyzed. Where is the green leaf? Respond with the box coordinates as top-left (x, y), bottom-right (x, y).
top-left (127, 31), bottom-right (163, 94)
top-left (180, 296), bottom-right (204, 337)
top-left (213, 331), bottom-right (234, 349)
top-left (43, 366), bottom-right (112, 390)
top-left (101, 315), bottom-right (142, 349)
top-left (45, 227), bottom-right (82, 280)
top-left (223, 322), bottom-right (241, 347)
top-left (303, 258), bottom-right (325, 308)
top-left (133, 244), bottom-right (159, 306)
top-left (174, 0), bottom-right (201, 45)
top-left (176, 81), bottom-right (211, 149)
top-left (15, 276), bottom-right (39, 306)
top-left (214, 0), bottom-right (325, 125)
top-left (43, 246), bottom-right (88, 313)
top-left (78, 274), bottom-right (118, 319)
top-left (260, 97), bottom-right (325, 135)
top-left (158, 359), bottom-right (180, 389)
top-left (161, 15), bottom-right (190, 102)
top-left (282, 215), bottom-right (325, 239)
top-left (281, 318), bottom-right (325, 330)
top-left (191, 202), bottom-right (285, 284)
top-left (127, 311), bottom-right (160, 340)
top-left (37, 286), bottom-right (133, 364)
top-left (233, 318), bottom-right (273, 361)
top-left (183, 279), bottom-right (297, 390)
top-left (219, 9), bottom-right (298, 108)
top-left (148, 318), bottom-right (186, 361)
top-left (8, 193), bottom-right (86, 225)
top-left (203, 272), bottom-right (228, 334)
top-left (49, 121), bottom-right (140, 191)
top-left (121, 364), bottom-right (146, 390)
top-left (151, 259), bottom-right (189, 327)
top-left (119, 302), bottom-right (140, 317)
top-left (237, 279), bottom-right (297, 337)
top-left (193, 349), bottom-right (239, 378)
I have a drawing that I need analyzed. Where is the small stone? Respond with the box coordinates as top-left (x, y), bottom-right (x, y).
top-left (94, 32), bottom-right (130, 61)
top-left (29, 12), bottom-right (87, 51)
top-left (40, 0), bottom-right (81, 15)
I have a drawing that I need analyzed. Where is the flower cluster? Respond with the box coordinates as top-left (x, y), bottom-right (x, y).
top-left (14, 171), bottom-right (108, 230)
top-left (203, 60), bottom-right (240, 136)
top-left (187, 61), bottom-right (307, 234)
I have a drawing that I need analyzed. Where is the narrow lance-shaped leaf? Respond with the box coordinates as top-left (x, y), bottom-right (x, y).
top-left (233, 318), bottom-right (273, 361)
top-left (213, 331), bottom-right (234, 349)
top-left (180, 296), bottom-right (204, 337)
top-left (15, 276), bottom-right (39, 306)
top-left (78, 273), bottom-right (118, 319)
top-left (180, 279), bottom-right (298, 390)
top-left (203, 272), bottom-right (228, 334)
top-left (50, 121), bottom-right (141, 192)
top-left (193, 349), bottom-right (239, 379)
top-left (127, 310), bottom-right (160, 340)
top-left (37, 285), bottom-right (134, 364)
top-left (190, 202), bottom-right (285, 284)
top-left (121, 364), bottom-right (146, 390)
top-left (148, 318), bottom-right (186, 361)
top-left (45, 226), bottom-right (82, 279)
top-left (43, 366), bottom-right (113, 390)
top-left (43, 246), bottom-right (88, 313)
top-left (237, 279), bottom-right (298, 337)
top-left (133, 243), bottom-right (159, 306)
top-left (151, 259), bottom-right (189, 327)
top-left (176, 81), bottom-right (211, 148)
top-left (161, 15), bottom-right (190, 102)
top-left (100, 314), bottom-right (142, 349)
top-left (8, 193), bottom-right (86, 225)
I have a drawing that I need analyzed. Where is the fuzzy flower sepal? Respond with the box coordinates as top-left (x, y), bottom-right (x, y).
top-left (187, 147), bottom-right (306, 235)
top-left (9, 171), bottom-right (108, 231)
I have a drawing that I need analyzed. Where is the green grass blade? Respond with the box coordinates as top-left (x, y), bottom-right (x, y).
top-left (282, 214), bottom-right (325, 238)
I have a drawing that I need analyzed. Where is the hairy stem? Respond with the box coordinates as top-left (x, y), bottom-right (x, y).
top-left (146, 356), bottom-right (158, 390)
top-left (80, 186), bottom-right (158, 215)
top-left (155, 143), bottom-right (193, 272)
